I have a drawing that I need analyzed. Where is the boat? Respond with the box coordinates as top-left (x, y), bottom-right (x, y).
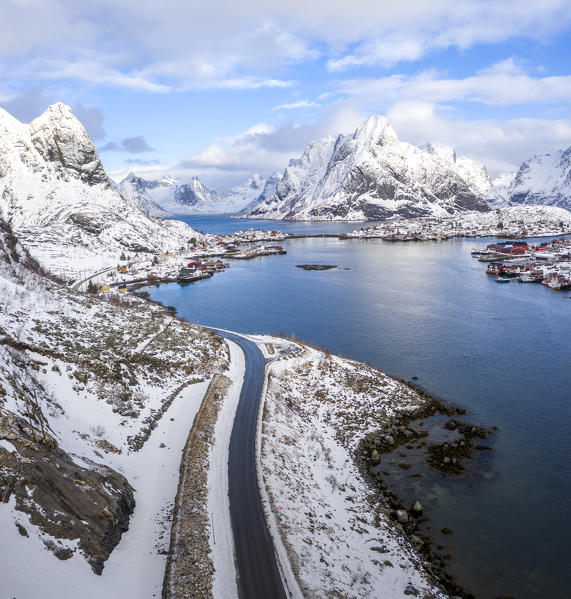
top-left (495, 277), bottom-right (510, 283)
top-left (518, 274), bottom-right (538, 283)
top-left (547, 277), bottom-right (571, 291)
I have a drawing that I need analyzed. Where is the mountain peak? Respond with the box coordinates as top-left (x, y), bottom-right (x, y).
top-left (27, 102), bottom-right (108, 186)
top-left (245, 114), bottom-right (490, 221)
top-left (353, 115), bottom-right (398, 145)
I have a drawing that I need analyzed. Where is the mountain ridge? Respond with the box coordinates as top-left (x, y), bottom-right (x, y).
top-left (244, 115), bottom-right (492, 221)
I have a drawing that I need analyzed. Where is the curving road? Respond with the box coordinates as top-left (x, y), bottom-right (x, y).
top-left (216, 330), bottom-right (288, 599)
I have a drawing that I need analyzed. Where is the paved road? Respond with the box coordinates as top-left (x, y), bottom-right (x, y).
top-left (216, 330), bottom-right (288, 599)
top-left (70, 265), bottom-right (115, 290)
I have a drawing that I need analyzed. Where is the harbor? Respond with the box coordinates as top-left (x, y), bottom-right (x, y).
top-left (472, 238), bottom-right (571, 290)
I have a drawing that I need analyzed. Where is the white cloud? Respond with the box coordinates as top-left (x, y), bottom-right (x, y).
top-left (273, 100), bottom-right (321, 110)
top-left (171, 95), bottom-right (571, 186)
top-left (326, 0), bottom-right (571, 70)
top-left (172, 104), bottom-right (364, 188)
top-left (338, 60), bottom-right (571, 106)
top-left (2, 1), bottom-right (571, 91)
top-left (38, 59), bottom-right (172, 93)
top-left (385, 100), bottom-right (571, 175)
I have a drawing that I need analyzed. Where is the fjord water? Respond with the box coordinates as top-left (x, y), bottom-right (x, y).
top-left (152, 219), bottom-right (571, 599)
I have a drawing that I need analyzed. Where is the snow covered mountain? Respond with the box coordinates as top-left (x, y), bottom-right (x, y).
top-left (420, 142), bottom-right (495, 200)
top-left (489, 172), bottom-right (517, 207)
top-left (115, 173), bottom-right (171, 217)
top-left (117, 173), bottom-right (221, 215)
top-left (244, 116), bottom-right (491, 221)
top-left (118, 172), bottom-right (280, 215)
top-left (218, 173), bottom-right (266, 213)
top-left (506, 147), bottom-right (571, 210)
top-left (238, 171), bottom-right (282, 215)
top-left (0, 103), bottom-right (202, 277)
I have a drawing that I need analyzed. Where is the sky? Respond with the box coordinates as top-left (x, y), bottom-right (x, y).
top-left (1, 0), bottom-right (571, 191)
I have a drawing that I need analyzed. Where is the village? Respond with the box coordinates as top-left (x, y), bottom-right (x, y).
top-left (81, 228), bottom-right (287, 294)
top-left (474, 238), bottom-right (571, 290)
top-left (346, 207), bottom-right (571, 241)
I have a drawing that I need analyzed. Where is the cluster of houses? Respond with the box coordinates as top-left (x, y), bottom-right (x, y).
top-left (478, 238), bottom-right (571, 290)
top-left (229, 245), bottom-right (286, 260)
top-left (93, 232), bottom-right (288, 294)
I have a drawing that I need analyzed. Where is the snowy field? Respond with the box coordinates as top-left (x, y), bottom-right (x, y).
top-left (257, 339), bottom-right (447, 599)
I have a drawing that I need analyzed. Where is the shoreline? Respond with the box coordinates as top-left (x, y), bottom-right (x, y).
top-left (357, 376), bottom-right (495, 599)
top-left (142, 287), bottom-right (496, 598)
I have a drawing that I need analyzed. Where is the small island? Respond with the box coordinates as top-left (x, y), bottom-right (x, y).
top-left (296, 264), bottom-right (339, 270)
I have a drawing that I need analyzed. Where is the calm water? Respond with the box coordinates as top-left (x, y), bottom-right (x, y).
top-left (171, 213), bottom-right (358, 235)
top-left (151, 222), bottom-right (571, 599)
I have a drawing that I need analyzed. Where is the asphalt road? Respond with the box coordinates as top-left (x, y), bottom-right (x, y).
top-left (217, 330), bottom-right (288, 599)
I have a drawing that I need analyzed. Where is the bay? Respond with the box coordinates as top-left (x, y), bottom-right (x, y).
top-left (151, 216), bottom-right (571, 598)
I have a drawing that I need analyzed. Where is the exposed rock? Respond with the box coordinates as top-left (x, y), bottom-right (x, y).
top-left (0, 411), bottom-right (134, 574)
top-left (295, 264), bottom-right (338, 270)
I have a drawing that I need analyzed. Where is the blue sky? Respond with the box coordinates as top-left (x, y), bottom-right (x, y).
top-left (1, 0), bottom-right (571, 190)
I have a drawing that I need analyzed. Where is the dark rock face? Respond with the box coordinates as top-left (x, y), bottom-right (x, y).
top-left (0, 219), bottom-right (48, 278)
top-left (0, 412), bottom-right (135, 574)
top-left (28, 103), bottom-right (109, 187)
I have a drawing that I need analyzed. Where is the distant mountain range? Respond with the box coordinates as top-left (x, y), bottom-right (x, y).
top-left (116, 171), bottom-right (282, 216)
top-left (1, 103), bottom-right (570, 246)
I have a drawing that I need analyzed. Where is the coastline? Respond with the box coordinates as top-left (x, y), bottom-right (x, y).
top-left (143, 277), bottom-right (499, 597)
top-left (357, 378), bottom-right (494, 599)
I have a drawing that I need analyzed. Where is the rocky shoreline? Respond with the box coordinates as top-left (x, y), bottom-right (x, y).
top-left (357, 382), bottom-right (494, 599)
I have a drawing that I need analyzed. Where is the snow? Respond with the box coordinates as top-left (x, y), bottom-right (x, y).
top-left (208, 340), bottom-right (243, 599)
top-left (117, 172), bottom-right (278, 216)
top-left (349, 204), bottom-right (571, 240)
top-left (0, 103), bottom-right (207, 278)
top-left (0, 223), bottom-right (230, 597)
top-left (216, 173), bottom-right (266, 213)
top-left (0, 380), bottom-right (210, 599)
top-left (256, 339), bottom-right (448, 598)
top-left (0, 439), bottom-right (17, 453)
top-left (244, 115), bottom-right (490, 221)
top-left (507, 147), bottom-right (571, 209)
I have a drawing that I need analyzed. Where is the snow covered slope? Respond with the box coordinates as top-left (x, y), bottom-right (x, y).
top-left (507, 147), bottom-right (571, 210)
top-left (244, 116), bottom-right (491, 221)
top-left (421, 142), bottom-right (495, 200)
top-left (0, 103), bottom-right (202, 277)
top-left (0, 219), bottom-right (227, 594)
top-left (259, 341), bottom-right (448, 598)
top-left (489, 172), bottom-right (517, 208)
top-left (116, 173), bottom-right (171, 217)
top-left (218, 173), bottom-right (267, 213)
